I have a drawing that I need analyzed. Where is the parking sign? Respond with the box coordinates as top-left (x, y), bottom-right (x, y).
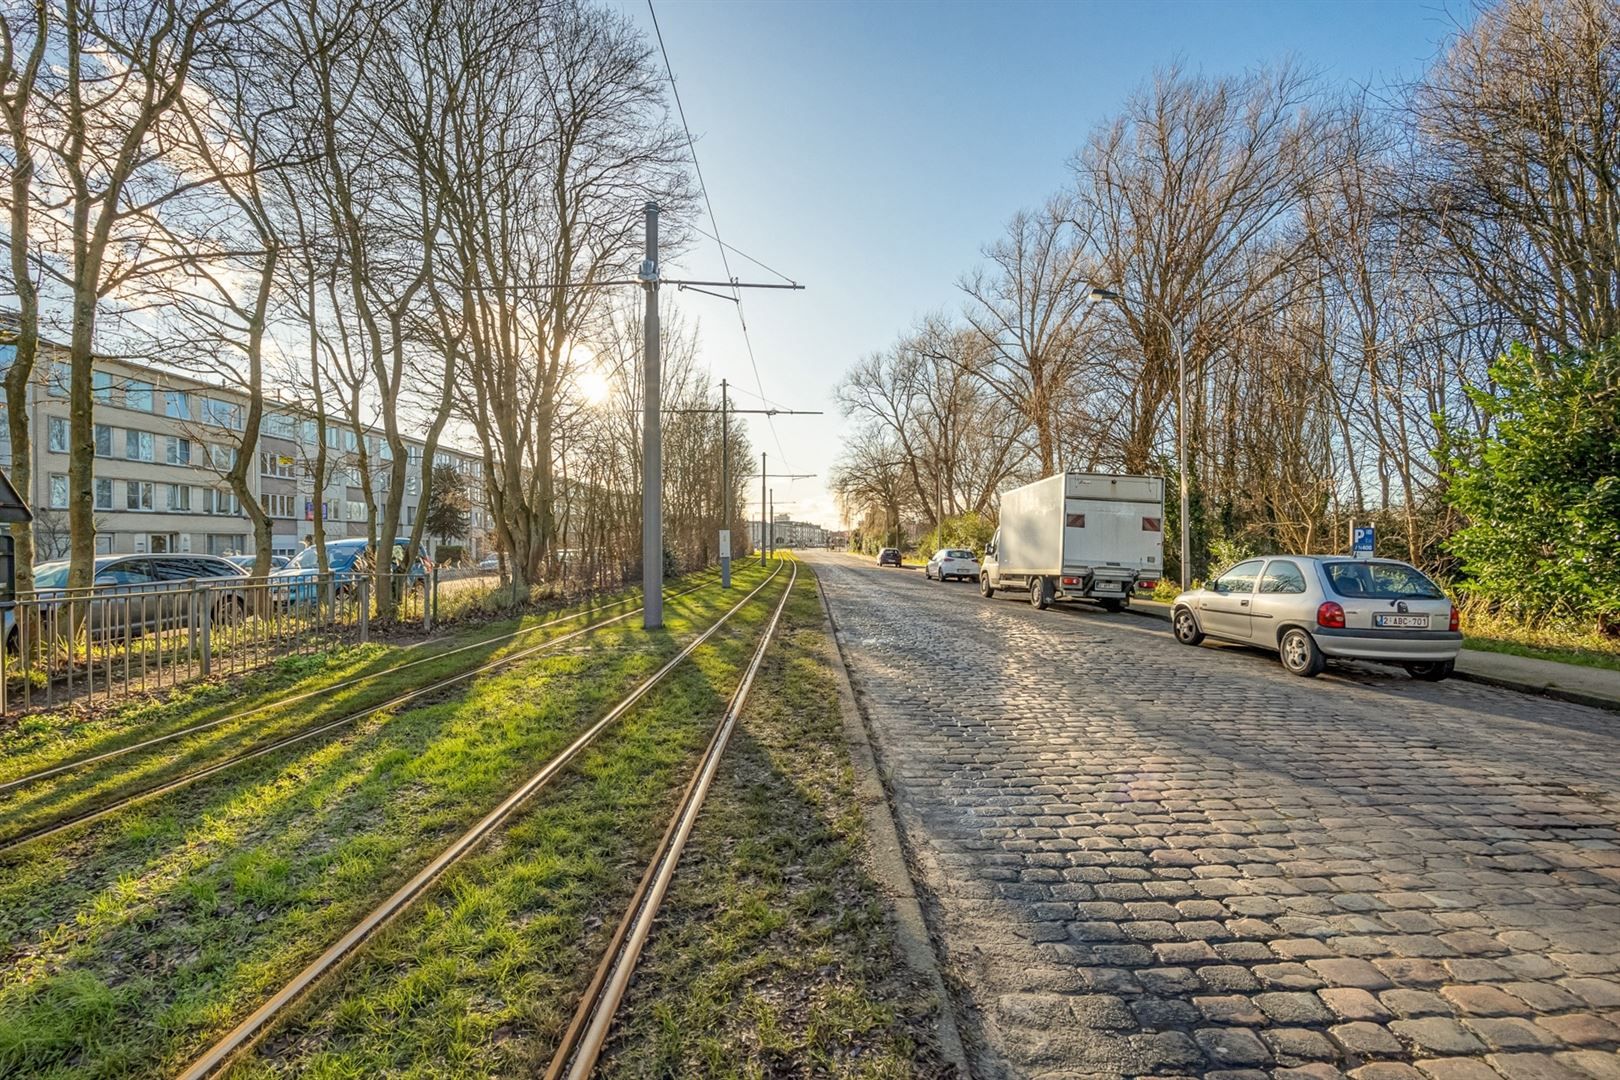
top-left (1352, 525), bottom-right (1375, 557)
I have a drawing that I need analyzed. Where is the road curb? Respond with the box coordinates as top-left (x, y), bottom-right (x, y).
top-left (1124, 598), bottom-right (1620, 714)
top-left (809, 565), bottom-right (971, 1077)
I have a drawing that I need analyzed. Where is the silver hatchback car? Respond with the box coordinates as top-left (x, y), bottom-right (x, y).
top-left (1171, 555), bottom-right (1462, 679)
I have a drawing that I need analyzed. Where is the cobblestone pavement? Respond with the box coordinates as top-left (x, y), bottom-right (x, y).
top-left (804, 552), bottom-right (1620, 1080)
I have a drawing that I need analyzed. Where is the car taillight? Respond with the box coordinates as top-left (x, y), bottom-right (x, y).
top-left (1449, 605), bottom-right (1459, 632)
top-left (1062, 576), bottom-right (1080, 586)
top-left (1316, 601), bottom-right (1345, 629)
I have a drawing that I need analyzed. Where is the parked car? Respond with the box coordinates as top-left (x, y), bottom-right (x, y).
top-left (226, 554), bottom-right (290, 573)
top-left (1170, 555), bottom-right (1461, 679)
top-left (271, 537), bottom-right (431, 604)
top-left (877, 547), bottom-right (902, 567)
top-left (925, 548), bottom-right (981, 582)
top-left (11, 554), bottom-right (249, 648)
top-left (477, 553), bottom-right (501, 572)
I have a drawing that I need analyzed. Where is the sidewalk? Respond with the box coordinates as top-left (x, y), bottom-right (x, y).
top-left (1130, 597), bottom-right (1620, 712)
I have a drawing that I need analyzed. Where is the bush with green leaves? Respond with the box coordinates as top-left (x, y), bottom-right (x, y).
top-left (916, 511), bottom-right (995, 558)
top-left (1445, 340), bottom-right (1620, 634)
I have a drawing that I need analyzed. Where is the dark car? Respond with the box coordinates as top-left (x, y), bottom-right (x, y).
top-left (15, 554), bottom-right (250, 647)
top-left (227, 553), bottom-right (290, 573)
top-left (878, 547), bottom-right (902, 567)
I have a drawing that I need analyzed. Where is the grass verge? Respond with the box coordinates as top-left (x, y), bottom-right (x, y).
top-left (0, 564), bottom-right (763, 1079)
top-left (598, 568), bottom-right (952, 1078)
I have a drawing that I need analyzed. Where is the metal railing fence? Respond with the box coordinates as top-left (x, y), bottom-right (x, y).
top-left (0, 570), bottom-right (431, 716)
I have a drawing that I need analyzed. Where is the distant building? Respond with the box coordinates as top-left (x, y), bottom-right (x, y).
top-left (750, 517), bottom-right (826, 550)
top-left (0, 332), bottom-right (490, 561)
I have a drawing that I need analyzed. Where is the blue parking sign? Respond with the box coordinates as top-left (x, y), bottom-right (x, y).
top-left (1353, 525), bottom-right (1375, 557)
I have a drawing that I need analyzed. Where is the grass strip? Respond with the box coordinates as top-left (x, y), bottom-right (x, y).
top-left (0, 565), bottom-right (765, 1079)
top-left (597, 569), bottom-right (953, 1079)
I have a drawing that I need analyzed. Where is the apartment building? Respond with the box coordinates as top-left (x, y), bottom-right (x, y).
top-left (0, 334), bottom-right (490, 562)
top-left (749, 517), bottom-right (827, 550)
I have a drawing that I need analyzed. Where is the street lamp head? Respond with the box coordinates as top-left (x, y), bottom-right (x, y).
top-left (1084, 285), bottom-right (1123, 303)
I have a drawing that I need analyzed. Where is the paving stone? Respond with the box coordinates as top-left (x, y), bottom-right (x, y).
top-left (1553, 1050), bottom-right (1620, 1080)
top-left (1128, 1030), bottom-right (1206, 1070)
top-left (1331, 1021), bottom-right (1404, 1056)
top-left (1532, 1012), bottom-right (1620, 1047)
top-left (1561, 978), bottom-right (1620, 1008)
top-left (1258, 963), bottom-right (1329, 990)
top-left (1502, 982), bottom-right (1583, 1013)
top-left (1155, 940), bottom-right (1221, 965)
top-left (1485, 1054), bottom-right (1588, 1080)
top-left (1311, 958), bottom-right (1395, 990)
top-left (1195, 1027), bottom-right (1274, 1066)
top-left (1129, 994), bottom-right (1202, 1029)
top-left (1068, 994), bottom-right (1136, 1030)
top-left (1275, 1066), bottom-right (1349, 1080)
top-left (1320, 987), bottom-right (1393, 1021)
top-left (1466, 1018), bottom-right (1565, 1051)
top-left (1414, 1059), bottom-right (1506, 1080)
top-left (1442, 985), bottom-right (1537, 1017)
top-left (1256, 992), bottom-right (1336, 1025)
top-left (1382, 989), bottom-right (1458, 1018)
top-left (1202, 965), bottom-right (1264, 992)
top-left (1350, 1066), bottom-right (1429, 1080)
top-left (1391, 1019), bottom-right (1488, 1055)
top-left (1140, 966), bottom-right (1204, 995)
top-left (1264, 1027), bottom-right (1342, 1063)
top-left (1196, 994), bottom-right (1267, 1026)
top-left (1377, 958), bottom-right (1454, 985)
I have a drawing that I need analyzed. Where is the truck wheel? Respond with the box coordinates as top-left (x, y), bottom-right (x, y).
top-left (980, 574), bottom-right (995, 599)
top-left (1280, 628), bottom-right (1326, 677)
top-left (1028, 576), bottom-right (1050, 610)
top-left (1101, 598), bottom-right (1123, 613)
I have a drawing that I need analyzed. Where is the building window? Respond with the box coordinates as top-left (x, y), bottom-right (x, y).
top-left (92, 370), bottom-right (114, 403)
top-left (48, 416), bottom-right (67, 453)
top-left (264, 492), bottom-right (296, 518)
top-left (96, 423), bottom-right (112, 457)
top-left (125, 480), bottom-right (156, 511)
top-left (201, 397), bottom-right (242, 430)
top-left (94, 477), bottom-right (113, 510)
top-left (206, 488), bottom-right (239, 516)
top-left (49, 473), bottom-right (68, 508)
top-left (209, 443), bottom-right (237, 471)
top-left (164, 390), bottom-right (190, 420)
top-left (126, 379), bottom-right (154, 412)
top-left (126, 429), bottom-right (155, 462)
top-left (347, 499), bottom-right (367, 522)
top-left (265, 412), bottom-right (296, 439)
top-left (47, 361), bottom-right (69, 397)
top-left (260, 451), bottom-right (295, 479)
top-left (166, 483), bottom-right (192, 512)
top-left (406, 474), bottom-right (419, 496)
top-left (207, 534), bottom-right (244, 556)
top-left (165, 436), bottom-right (192, 466)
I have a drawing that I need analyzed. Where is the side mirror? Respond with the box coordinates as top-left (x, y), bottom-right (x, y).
top-left (1211, 579), bottom-right (1225, 594)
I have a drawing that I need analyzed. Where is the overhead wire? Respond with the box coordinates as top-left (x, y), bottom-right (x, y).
top-left (646, 0), bottom-right (793, 471)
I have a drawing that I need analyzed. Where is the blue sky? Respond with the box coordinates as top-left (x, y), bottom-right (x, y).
top-left (611, 0), bottom-right (1461, 529)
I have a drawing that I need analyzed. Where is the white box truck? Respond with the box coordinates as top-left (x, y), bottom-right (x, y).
top-left (979, 471), bottom-right (1165, 611)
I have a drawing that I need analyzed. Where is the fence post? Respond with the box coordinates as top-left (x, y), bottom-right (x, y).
top-left (199, 584), bottom-right (213, 678)
top-left (1, 601), bottom-right (10, 717)
top-left (326, 572), bottom-right (337, 627)
top-left (422, 569), bottom-right (433, 632)
top-left (358, 577), bottom-right (370, 643)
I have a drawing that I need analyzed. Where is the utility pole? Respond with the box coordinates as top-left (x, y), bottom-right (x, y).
top-left (756, 454), bottom-right (814, 563)
top-left (665, 394), bottom-right (818, 587)
top-left (641, 202), bottom-right (662, 629)
top-left (760, 452), bottom-right (767, 568)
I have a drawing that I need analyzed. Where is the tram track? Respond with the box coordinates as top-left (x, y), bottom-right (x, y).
top-left (0, 575), bottom-right (721, 857)
top-left (546, 558), bottom-right (799, 1079)
top-left (172, 559), bottom-right (790, 1080)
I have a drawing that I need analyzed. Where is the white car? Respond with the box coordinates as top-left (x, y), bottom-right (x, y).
top-left (1170, 555), bottom-right (1462, 679)
top-left (925, 547), bottom-right (981, 582)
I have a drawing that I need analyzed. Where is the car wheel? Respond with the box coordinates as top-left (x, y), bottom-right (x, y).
top-left (1028, 576), bottom-right (1050, 610)
top-left (1172, 607), bottom-right (1203, 645)
top-left (980, 574), bottom-right (995, 599)
top-left (1404, 659), bottom-right (1454, 682)
top-left (1101, 598), bottom-right (1123, 613)
top-left (1280, 628), bottom-right (1326, 677)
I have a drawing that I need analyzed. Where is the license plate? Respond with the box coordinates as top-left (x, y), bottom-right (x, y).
top-left (1094, 581), bottom-right (1123, 592)
top-left (1374, 613), bottom-right (1429, 628)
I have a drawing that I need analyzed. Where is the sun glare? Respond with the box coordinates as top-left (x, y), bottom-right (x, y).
top-left (578, 367), bottom-right (612, 405)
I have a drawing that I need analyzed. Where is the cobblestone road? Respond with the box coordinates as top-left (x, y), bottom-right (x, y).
top-left (805, 551), bottom-right (1620, 1080)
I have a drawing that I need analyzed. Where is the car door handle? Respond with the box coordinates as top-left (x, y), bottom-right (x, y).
top-left (1240, 599), bottom-right (1249, 606)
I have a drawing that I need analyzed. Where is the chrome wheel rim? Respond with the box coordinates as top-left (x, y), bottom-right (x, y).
top-left (1283, 633), bottom-right (1308, 669)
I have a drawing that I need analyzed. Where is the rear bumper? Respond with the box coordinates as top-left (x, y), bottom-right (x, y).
top-left (1311, 626), bottom-right (1463, 662)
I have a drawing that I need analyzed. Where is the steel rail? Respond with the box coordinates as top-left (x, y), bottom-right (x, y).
top-left (173, 560), bottom-right (788, 1080)
top-left (546, 557), bottom-right (800, 1080)
top-left (2, 573), bottom-right (719, 794)
top-left (0, 576), bottom-right (724, 856)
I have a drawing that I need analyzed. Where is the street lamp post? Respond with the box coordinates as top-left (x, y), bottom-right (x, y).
top-left (1086, 286), bottom-right (1190, 591)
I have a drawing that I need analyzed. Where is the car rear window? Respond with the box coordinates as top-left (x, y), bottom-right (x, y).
top-left (1324, 561), bottom-right (1444, 600)
top-left (947, 549), bottom-right (975, 559)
